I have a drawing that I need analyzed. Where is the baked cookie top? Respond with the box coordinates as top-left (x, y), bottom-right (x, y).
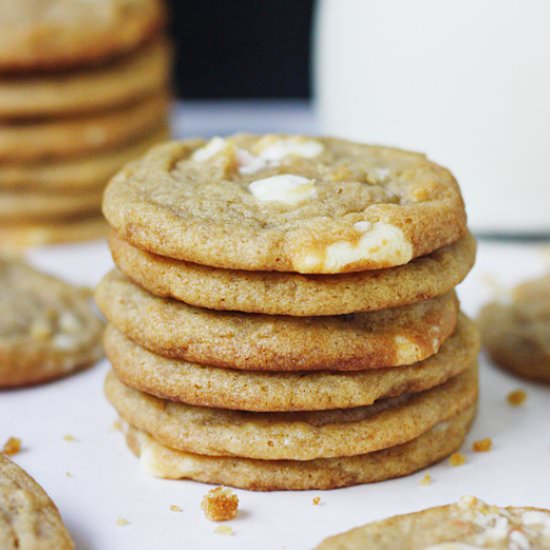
top-left (316, 496), bottom-right (550, 549)
top-left (0, 0), bottom-right (165, 72)
top-left (0, 258), bottom-right (103, 386)
top-left (479, 274), bottom-right (550, 383)
top-left (0, 455), bottom-right (74, 549)
top-left (103, 134), bottom-right (467, 274)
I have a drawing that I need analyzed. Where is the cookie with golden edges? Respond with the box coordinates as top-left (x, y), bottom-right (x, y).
top-left (0, 455), bottom-right (74, 549)
top-left (102, 134), bottom-right (467, 274)
top-left (316, 496), bottom-right (550, 549)
top-left (0, 94), bottom-right (168, 161)
top-left (105, 364), bottom-right (478, 460)
top-left (96, 270), bottom-right (458, 371)
top-left (124, 405), bottom-right (475, 491)
top-left (0, 258), bottom-right (103, 387)
top-left (105, 314), bottom-right (478, 411)
top-left (110, 231), bottom-right (476, 316)
top-left (0, 0), bottom-right (164, 71)
top-left (479, 274), bottom-right (550, 383)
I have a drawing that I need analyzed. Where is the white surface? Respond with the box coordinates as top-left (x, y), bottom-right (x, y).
top-left (2, 103), bottom-right (550, 549)
top-left (315, 0), bottom-right (550, 233)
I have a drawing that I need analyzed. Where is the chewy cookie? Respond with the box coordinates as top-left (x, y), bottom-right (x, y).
top-left (316, 496), bottom-right (550, 549)
top-left (96, 270), bottom-right (458, 371)
top-left (0, 0), bottom-right (164, 71)
top-left (109, 231), bottom-right (476, 316)
top-left (105, 314), bottom-right (478, 411)
top-left (0, 258), bottom-right (103, 386)
top-left (105, 364), bottom-right (477, 460)
top-left (125, 405), bottom-right (475, 491)
top-left (0, 454), bottom-right (73, 549)
top-left (479, 274), bottom-right (550, 383)
top-left (103, 135), bottom-right (467, 274)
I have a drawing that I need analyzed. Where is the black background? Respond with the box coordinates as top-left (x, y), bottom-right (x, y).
top-left (166, 0), bottom-right (314, 99)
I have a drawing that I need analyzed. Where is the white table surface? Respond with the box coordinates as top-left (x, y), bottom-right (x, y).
top-left (2, 102), bottom-right (550, 550)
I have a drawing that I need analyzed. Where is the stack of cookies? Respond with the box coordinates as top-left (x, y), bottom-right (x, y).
top-left (97, 134), bottom-right (479, 491)
top-left (0, 0), bottom-right (170, 250)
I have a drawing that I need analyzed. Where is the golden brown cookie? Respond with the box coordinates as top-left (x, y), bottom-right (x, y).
top-left (0, 258), bottom-right (103, 387)
top-left (0, 94), bottom-right (168, 161)
top-left (105, 364), bottom-right (478, 460)
top-left (105, 314), bottom-right (479, 411)
top-left (0, 0), bottom-right (165, 71)
top-left (316, 496), bottom-right (550, 549)
top-left (0, 454), bottom-right (74, 549)
top-left (0, 39), bottom-right (169, 119)
top-left (0, 188), bottom-right (103, 223)
top-left (102, 135), bottom-right (467, 274)
top-left (109, 231), bottom-right (476, 316)
top-left (124, 405), bottom-right (475, 491)
top-left (0, 216), bottom-right (108, 251)
top-left (96, 270), bottom-right (458, 371)
top-left (0, 126), bottom-right (169, 192)
top-left (479, 274), bottom-right (550, 383)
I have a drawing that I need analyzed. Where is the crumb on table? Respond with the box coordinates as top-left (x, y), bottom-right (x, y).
top-left (449, 452), bottom-right (467, 467)
top-left (472, 437), bottom-right (493, 452)
top-left (507, 389), bottom-right (527, 407)
top-left (214, 525), bottom-right (234, 536)
top-left (202, 487), bottom-right (239, 522)
top-left (420, 473), bottom-right (432, 486)
top-left (312, 496), bottom-right (321, 505)
top-left (1, 437), bottom-right (21, 456)
top-left (116, 517), bottom-right (130, 527)
top-left (62, 434), bottom-right (77, 442)
top-left (169, 504), bottom-right (182, 512)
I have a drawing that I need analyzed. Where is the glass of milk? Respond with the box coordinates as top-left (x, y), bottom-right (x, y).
top-left (314, 0), bottom-right (550, 235)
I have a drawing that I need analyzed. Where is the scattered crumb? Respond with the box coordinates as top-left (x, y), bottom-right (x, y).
top-left (116, 517), bottom-right (130, 527)
top-left (65, 471), bottom-right (73, 478)
top-left (202, 487), bottom-right (239, 522)
top-left (111, 420), bottom-right (123, 432)
top-left (214, 525), bottom-right (234, 536)
top-left (63, 434), bottom-right (77, 442)
top-left (1, 437), bottom-right (21, 456)
top-left (312, 496), bottom-right (321, 506)
top-left (507, 389), bottom-right (527, 407)
top-left (420, 473), bottom-right (432, 486)
top-left (449, 452), bottom-right (467, 467)
top-left (472, 437), bottom-right (493, 453)
top-left (169, 505), bottom-right (182, 513)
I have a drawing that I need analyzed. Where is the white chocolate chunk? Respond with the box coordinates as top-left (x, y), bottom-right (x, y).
top-left (237, 148), bottom-right (267, 175)
top-left (393, 335), bottom-right (422, 364)
top-left (249, 174), bottom-right (316, 205)
top-left (259, 138), bottom-right (324, 161)
top-left (192, 137), bottom-right (228, 161)
top-left (353, 221), bottom-right (372, 233)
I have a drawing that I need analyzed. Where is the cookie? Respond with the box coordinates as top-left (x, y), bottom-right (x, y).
top-left (110, 231), bottom-right (476, 316)
top-left (96, 270), bottom-right (458, 371)
top-left (0, 188), bottom-right (103, 223)
top-left (0, 258), bottom-right (103, 387)
top-left (0, 216), bottom-right (107, 251)
top-left (316, 496), bottom-right (550, 549)
top-left (102, 134), bottom-right (467, 274)
top-left (0, 94), bottom-right (168, 161)
top-left (479, 275), bottom-right (550, 383)
top-left (0, 455), bottom-right (74, 549)
top-left (0, 0), bottom-right (164, 72)
top-left (105, 364), bottom-right (477, 460)
top-left (105, 314), bottom-right (478, 412)
top-left (0, 127), bottom-right (169, 192)
top-left (124, 405), bottom-right (475, 491)
top-left (0, 39), bottom-right (169, 119)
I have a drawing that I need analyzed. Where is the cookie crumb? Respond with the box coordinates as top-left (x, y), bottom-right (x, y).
top-left (169, 504), bottom-right (182, 512)
top-left (1, 437), bottom-right (21, 456)
top-left (507, 389), bottom-right (527, 406)
top-left (111, 420), bottom-right (123, 432)
top-left (65, 471), bottom-right (73, 478)
top-left (312, 496), bottom-right (321, 506)
top-left (420, 473), bottom-right (432, 486)
top-left (472, 437), bottom-right (493, 452)
top-left (214, 525), bottom-right (234, 536)
top-left (449, 452), bottom-right (467, 467)
top-left (62, 434), bottom-right (77, 442)
top-left (201, 487), bottom-right (239, 522)
top-left (116, 517), bottom-right (130, 527)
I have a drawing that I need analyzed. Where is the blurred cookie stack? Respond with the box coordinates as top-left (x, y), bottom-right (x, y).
top-left (0, 0), bottom-right (170, 251)
top-left (97, 134), bottom-right (479, 491)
